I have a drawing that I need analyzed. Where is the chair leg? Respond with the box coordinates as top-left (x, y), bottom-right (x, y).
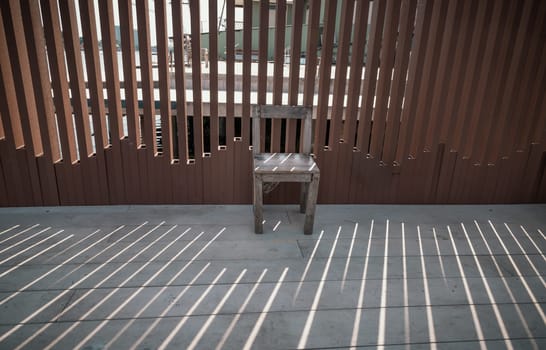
top-left (299, 182), bottom-right (309, 213)
top-left (303, 173), bottom-right (320, 235)
top-left (253, 175), bottom-right (263, 234)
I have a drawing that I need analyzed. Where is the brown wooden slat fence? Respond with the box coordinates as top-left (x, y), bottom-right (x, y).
top-left (0, 0), bottom-right (545, 206)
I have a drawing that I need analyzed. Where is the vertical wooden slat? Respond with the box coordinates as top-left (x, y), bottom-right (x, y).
top-left (136, 0), bottom-right (156, 156)
top-left (203, 0), bottom-right (220, 203)
top-left (79, 0), bottom-right (108, 153)
top-left (285, 0), bottom-right (304, 153)
top-left (484, 0), bottom-right (537, 163)
top-left (369, 0), bottom-right (401, 158)
top-left (271, 0), bottom-right (286, 153)
top-left (382, 0), bottom-right (417, 164)
top-left (224, 0), bottom-right (236, 202)
top-left (407, 0), bottom-right (448, 157)
top-left (20, 0), bottom-right (60, 205)
top-left (314, 0), bottom-right (338, 152)
top-left (444, 1), bottom-right (491, 154)
top-left (533, 73), bottom-right (546, 147)
top-left (154, 0), bottom-right (174, 202)
top-left (505, 0), bottom-right (546, 154)
top-left (118, 0), bottom-right (147, 203)
top-left (171, 0), bottom-right (189, 203)
top-left (3, 0), bottom-right (45, 205)
top-left (302, 0), bottom-right (321, 153)
top-left (59, 0), bottom-right (103, 204)
top-left (118, 0), bottom-right (140, 146)
top-left (98, 0), bottom-right (124, 144)
top-left (0, 110), bottom-right (3, 140)
top-left (0, 6), bottom-right (32, 206)
top-left (395, 0), bottom-right (433, 162)
top-left (258, 0), bottom-right (269, 152)
top-left (329, 0), bottom-right (354, 148)
top-left (0, 40), bottom-right (23, 150)
top-left (0, 153), bottom-right (7, 205)
top-left (314, 0), bottom-right (338, 203)
top-left (342, 0), bottom-right (370, 148)
top-left (188, 0), bottom-right (204, 202)
top-left (155, 0), bottom-right (174, 162)
top-left (240, 0), bottom-right (254, 202)
top-left (82, 0), bottom-right (116, 205)
top-left (189, 0), bottom-right (203, 161)
top-left (325, 0), bottom-right (354, 202)
top-left (302, 1), bottom-right (321, 109)
top-left (339, 0), bottom-right (370, 202)
top-left (41, 0), bottom-right (84, 204)
top-left (225, 0), bottom-right (235, 151)
top-left (96, 0), bottom-right (128, 204)
top-left (209, 0), bottom-right (219, 154)
top-left (3, 0), bottom-right (44, 158)
top-left (242, 0), bottom-right (252, 140)
top-left (59, 0), bottom-right (93, 158)
top-left (518, 30), bottom-right (546, 148)
top-left (135, 0), bottom-right (157, 203)
top-left (422, 0), bottom-right (463, 153)
top-left (22, 0), bottom-right (60, 162)
top-left (438, 0), bottom-right (477, 145)
top-left (355, 0), bottom-right (386, 154)
top-left (469, 0), bottom-right (517, 162)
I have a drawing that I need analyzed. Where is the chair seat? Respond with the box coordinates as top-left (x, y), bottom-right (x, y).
top-left (253, 153), bottom-right (319, 175)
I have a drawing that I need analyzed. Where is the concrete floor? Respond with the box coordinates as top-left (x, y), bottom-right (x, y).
top-left (0, 204), bottom-right (544, 349)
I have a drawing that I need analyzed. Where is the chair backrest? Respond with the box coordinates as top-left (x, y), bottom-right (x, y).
top-left (252, 105), bottom-right (313, 155)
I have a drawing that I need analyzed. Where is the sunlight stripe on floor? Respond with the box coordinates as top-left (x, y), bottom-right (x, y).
top-left (342, 222), bottom-right (359, 291)
top-left (519, 225), bottom-right (546, 262)
top-left (102, 228), bottom-right (225, 349)
top-left (351, 220), bottom-right (374, 349)
top-left (298, 227), bottom-right (341, 349)
top-left (461, 223), bottom-right (513, 350)
top-left (432, 227), bottom-right (447, 285)
top-left (475, 221), bottom-right (538, 350)
top-left (157, 269), bottom-right (227, 350)
top-left (0, 227), bottom-right (51, 256)
top-left (0, 228), bottom-right (56, 266)
top-left (0, 233), bottom-right (71, 279)
top-left (488, 221), bottom-right (546, 323)
top-left (504, 223), bottom-right (546, 288)
top-left (0, 224), bottom-right (39, 245)
top-left (377, 220), bottom-right (390, 348)
top-left (43, 225), bottom-right (183, 350)
top-left (0, 224), bottom-right (19, 237)
top-left (418, 226), bottom-right (437, 350)
top-left (188, 269), bottom-right (247, 350)
top-left (125, 263), bottom-right (211, 350)
top-left (216, 269), bottom-right (268, 350)
top-left (293, 230), bottom-right (324, 303)
top-left (0, 227), bottom-right (121, 308)
top-left (402, 223), bottom-right (410, 349)
top-left (244, 267), bottom-right (289, 350)
top-left (447, 225), bottom-right (486, 350)
top-left (6, 223), bottom-right (148, 348)
top-left (43, 229), bottom-right (101, 263)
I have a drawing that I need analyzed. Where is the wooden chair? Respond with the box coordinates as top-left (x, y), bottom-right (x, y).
top-left (252, 105), bottom-right (320, 235)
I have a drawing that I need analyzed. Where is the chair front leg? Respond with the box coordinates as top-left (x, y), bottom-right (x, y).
top-left (304, 173), bottom-right (320, 235)
top-left (300, 182), bottom-right (309, 213)
top-left (253, 174), bottom-right (264, 234)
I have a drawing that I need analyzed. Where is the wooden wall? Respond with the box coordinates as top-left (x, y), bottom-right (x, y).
top-left (0, 0), bottom-right (545, 206)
